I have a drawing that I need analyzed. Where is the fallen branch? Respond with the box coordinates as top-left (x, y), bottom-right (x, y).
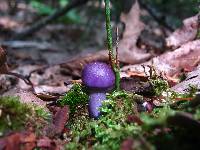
top-left (13, 0), bottom-right (89, 40)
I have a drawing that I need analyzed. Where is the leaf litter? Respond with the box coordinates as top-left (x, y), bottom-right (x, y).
top-left (0, 0), bottom-right (200, 149)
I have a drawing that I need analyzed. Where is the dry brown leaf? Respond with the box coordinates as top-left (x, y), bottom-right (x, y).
top-left (171, 65), bottom-right (200, 93)
top-left (122, 40), bottom-right (200, 80)
top-left (44, 106), bottom-right (69, 138)
top-left (118, 0), bottom-right (151, 64)
top-left (166, 15), bottom-right (199, 48)
top-left (0, 132), bottom-right (36, 150)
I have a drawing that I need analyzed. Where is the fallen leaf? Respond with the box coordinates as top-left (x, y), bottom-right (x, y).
top-left (121, 40), bottom-right (200, 80)
top-left (44, 106), bottom-right (69, 138)
top-left (53, 106), bottom-right (69, 132)
top-left (118, 0), bottom-right (152, 64)
top-left (0, 132), bottom-right (36, 150)
top-left (171, 65), bottom-right (200, 93)
top-left (0, 133), bottom-right (21, 150)
top-left (166, 15), bottom-right (199, 48)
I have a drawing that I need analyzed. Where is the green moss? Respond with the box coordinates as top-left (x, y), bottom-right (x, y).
top-left (150, 78), bottom-right (169, 96)
top-left (65, 91), bottom-right (150, 150)
top-left (64, 85), bottom-right (200, 149)
top-left (35, 107), bottom-right (51, 121)
top-left (0, 96), bottom-right (50, 136)
top-left (58, 83), bottom-right (89, 113)
top-left (62, 75), bottom-right (199, 149)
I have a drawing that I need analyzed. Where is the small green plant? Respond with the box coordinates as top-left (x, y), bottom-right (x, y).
top-left (58, 83), bottom-right (89, 113)
top-left (104, 0), bottom-right (120, 91)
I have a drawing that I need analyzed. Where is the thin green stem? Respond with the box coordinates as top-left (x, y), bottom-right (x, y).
top-left (104, 0), bottom-right (114, 63)
top-left (104, 0), bottom-right (120, 91)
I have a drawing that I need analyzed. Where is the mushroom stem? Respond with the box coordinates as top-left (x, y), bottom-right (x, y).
top-left (88, 92), bottom-right (106, 119)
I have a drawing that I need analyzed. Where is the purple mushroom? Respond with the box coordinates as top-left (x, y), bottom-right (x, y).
top-left (82, 62), bottom-right (115, 119)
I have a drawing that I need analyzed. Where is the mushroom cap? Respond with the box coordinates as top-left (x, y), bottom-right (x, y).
top-left (88, 92), bottom-right (106, 119)
top-left (82, 62), bottom-right (115, 89)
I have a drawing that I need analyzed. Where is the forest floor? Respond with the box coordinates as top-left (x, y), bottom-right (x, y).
top-left (0, 0), bottom-right (200, 150)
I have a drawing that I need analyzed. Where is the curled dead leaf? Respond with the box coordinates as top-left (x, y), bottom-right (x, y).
top-left (44, 106), bottom-right (69, 138)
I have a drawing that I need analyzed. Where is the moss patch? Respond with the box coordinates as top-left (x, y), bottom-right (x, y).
top-left (0, 96), bottom-right (51, 136)
top-left (58, 83), bottom-right (89, 113)
top-left (64, 82), bottom-right (200, 150)
top-left (65, 91), bottom-right (147, 150)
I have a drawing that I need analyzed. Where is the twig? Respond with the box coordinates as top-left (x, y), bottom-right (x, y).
top-left (13, 0), bottom-right (89, 40)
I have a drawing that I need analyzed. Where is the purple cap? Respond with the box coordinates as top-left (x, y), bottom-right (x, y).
top-left (82, 62), bottom-right (115, 89)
